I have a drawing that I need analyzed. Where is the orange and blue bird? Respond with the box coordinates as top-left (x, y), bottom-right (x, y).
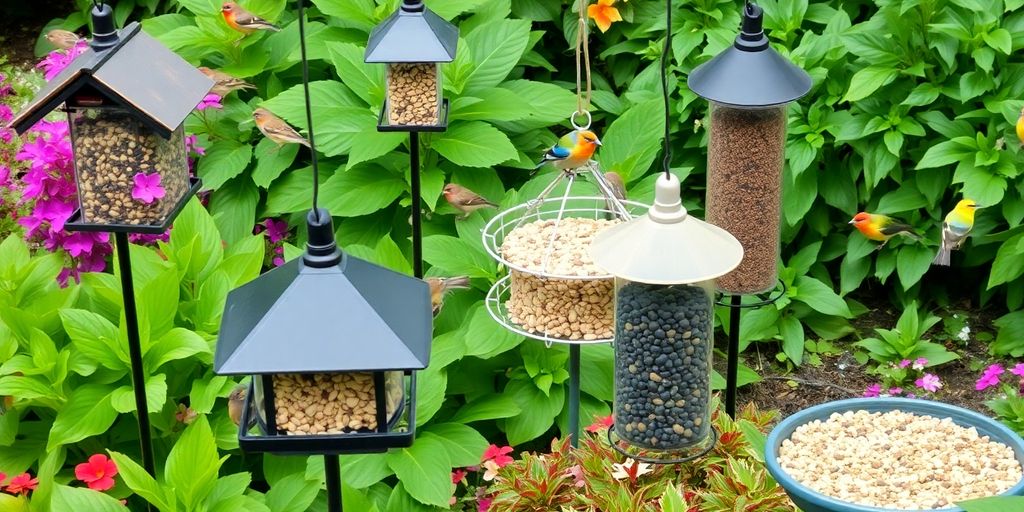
top-left (222, 2), bottom-right (280, 35)
top-left (932, 199), bottom-right (981, 266)
top-left (533, 130), bottom-right (602, 174)
top-left (849, 212), bottom-right (922, 250)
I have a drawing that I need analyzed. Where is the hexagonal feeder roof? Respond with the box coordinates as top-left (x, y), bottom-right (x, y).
top-left (365, 0), bottom-right (458, 63)
top-left (8, 22), bottom-right (213, 139)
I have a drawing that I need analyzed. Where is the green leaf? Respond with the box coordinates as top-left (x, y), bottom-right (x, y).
top-left (385, 436), bottom-right (453, 508)
top-left (843, 66), bottom-right (899, 102)
top-left (146, 327), bottom-right (212, 370)
top-left (982, 28), bottom-right (1013, 54)
top-left (166, 416), bottom-right (224, 510)
top-left (340, 453), bottom-right (394, 489)
top-left (0, 495), bottom-right (27, 512)
top-left (47, 385), bottom-right (117, 450)
top-left (659, 484), bottom-right (687, 512)
top-left (504, 378), bottom-right (564, 444)
top-left (959, 497), bottom-right (1024, 512)
top-left (422, 235), bottom-right (496, 278)
top-left (424, 0), bottom-right (488, 19)
top-left (876, 186), bottom-right (927, 213)
top-left (449, 88), bottom-right (531, 122)
top-left (793, 276), bottom-right (851, 317)
top-left (463, 19), bottom-right (531, 92)
top-left (451, 394), bottom-right (521, 423)
top-left (198, 140), bottom-right (253, 191)
top-left (311, 0), bottom-right (376, 31)
top-left (326, 42), bottom-right (384, 107)
top-left (992, 311), bottom-right (1024, 357)
top-left (579, 344), bottom-right (614, 401)
top-left (59, 309), bottom-right (126, 371)
top-left (778, 315), bottom-right (805, 365)
top-left (960, 71), bottom-right (995, 100)
top-left (896, 244), bottom-right (934, 289)
top-left (463, 305), bottom-right (524, 358)
top-left (109, 450), bottom-right (175, 510)
top-left (210, 177), bottom-right (259, 245)
top-left (52, 485), bottom-right (127, 512)
top-left (347, 130), bottom-right (406, 170)
top-left (110, 373), bottom-right (168, 413)
top-left (319, 165), bottom-right (406, 217)
top-left (251, 138), bottom-right (299, 188)
top-left (265, 473), bottom-right (322, 512)
top-left (916, 139), bottom-right (973, 169)
top-left (415, 365), bottom-right (446, 426)
top-left (422, 423), bottom-right (489, 467)
top-left (598, 100), bottom-right (664, 181)
top-left (989, 234), bottom-right (1024, 288)
top-left (432, 121), bottom-right (517, 168)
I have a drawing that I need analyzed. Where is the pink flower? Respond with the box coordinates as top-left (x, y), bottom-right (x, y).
top-left (196, 93), bottom-right (223, 111)
top-left (0, 471), bottom-right (6, 488)
top-left (477, 496), bottom-right (492, 512)
top-left (888, 387), bottom-right (903, 396)
top-left (0, 104), bottom-right (12, 123)
top-left (863, 383), bottom-right (882, 397)
top-left (1010, 363), bottom-right (1024, 377)
top-left (915, 373), bottom-right (942, 393)
top-left (565, 464), bottom-right (586, 488)
top-left (585, 414), bottom-right (614, 432)
top-left (482, 444), bottom-right (513, 467)
top-left (132, 172), bottom-right (166, 204)
top-left (261, 218), bottom-right (289, 243)
top-left (273, 256), bottom-right (285, 267)
top-left (75, 454), bottom-right (119, 491)
top-left (451, 469), bottom-right (467, 485)
top-left (976, 364), bottom-right (1006, 391)
top-left (912, 357), bottom-right (928, 371)
top-left (37, 41), bottom-right (89, 81)
top-left (7, 473), bottom-right (38, 495)
top-left (129, 231), bottom-right (171, 245)
top-left (898, 359), bottom-right (912, 368)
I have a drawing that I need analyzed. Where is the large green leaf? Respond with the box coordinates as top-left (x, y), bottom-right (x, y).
top-left (59, 309), bottom-right (126, 371)
top-left (896, 244), bottom-right (935, 289)
top-left (319, 165), bottom-right (406, 217)
top-left (503, 378), bottom-right (564, 445)
top-left (463, 19), bottom-right (531, 92)
top-left (959, 497), bottom-right (1024, 512)
top-left (385, 436), bottom-right (452, 508)
top-left (463, 304), bottom-right (524, 358)
top-left (843, 65), bottom-right (899, 102)
top-left (47, 385), bottom-right (117, 450)
top-left (265, 473), bottom-right (322, 512)
top-left (110, 373), bottom-right (168, 414)
top-left (415, 365), bottom-right (447, 427)
top-left (340, 453), bottom-right (394, 489)
top-left (422, 235), bottom-right (496, 278)
top-left (52, 485), bottom-right (126, 512)
top-left (792, 276), bottom-right (851, 317)
top-left (326, 41), bottom-right (384, 106)
top-left (778, 315), bottom-right (805, 365)
top-left (109, 450), bottom-right (174, 510)
top-left (598, 100), bottom-right (664, 181)
top-left (252, 138), bottom-right (300, 188)
top-left (198, 140), bottom-right (253, 191)
top-left (432, 121), bottom-right (518, 168)
top-left (166, 416), bottom-right (224, 510)
top-left (989, 233), bottom-right (1024, 288)
top-left (450, 394), bottom-right (521, 424)
top-left (421, 423), bottom-right (490, 467)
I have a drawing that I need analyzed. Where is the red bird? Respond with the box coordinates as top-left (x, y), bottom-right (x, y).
top-left (221, 2), bottom-right (280, 34)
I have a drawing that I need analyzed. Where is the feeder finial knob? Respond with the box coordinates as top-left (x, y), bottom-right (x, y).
top-left (649, 173), bottom-right (687, 224)
top-left (90, 3), bottom-right (120, 51)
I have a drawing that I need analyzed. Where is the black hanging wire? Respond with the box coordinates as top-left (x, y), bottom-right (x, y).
top-left (660, 0), bottom-right (672, 179)
top-left (92, 0), bottom-right (104, 7)
top-left (296, 0), bottom-right (322, 222)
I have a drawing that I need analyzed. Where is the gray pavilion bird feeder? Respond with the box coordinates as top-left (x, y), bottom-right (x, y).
top-left (6, 3), bottom-right (212, 234)
top-left (214, 209), bottom-right (433, 454)
top-left (365, 0), bottom-right (458, 131)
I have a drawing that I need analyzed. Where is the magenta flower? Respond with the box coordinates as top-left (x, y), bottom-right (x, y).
top-left (897, 359), bottom-right (912, 369)
top-left (196, 93), bottom-right (223, 111)
top-left (36, 41), bottom-right (89, 81)
top-left (863, 383), bottom-right (882, 397)
top-left (261, 218), bottom-right (289, 243)
top-left (1011, 364), bottom-right (1024, 377)
top-left (976, 364), bottom-right (1006, 391)
top-left (888, 387), bottom-right (903, 396)
top-left (132, 172), bottom-right (166, 204)
top-left (0, 104), bottom-right (12, 123)
top-left (912, 357), bottom-right (928, 370)
top-left (915, 373), bottom-right (942, 393)
top-left (129, 231), bottom-right (171, 245)
top-left (273, 256), bottom-right (285, 267)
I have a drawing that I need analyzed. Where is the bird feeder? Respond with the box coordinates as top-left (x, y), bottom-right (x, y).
top-left (591, 174), bottom-right (743, 460)
top-left (6, 4), bottom-right (212, 233)
top-left (687, 2), bottom-right (811, 294)
top-left (365, 0), bottom-right (457, 131)
top-left (215, 209), bottom-right (432, 454)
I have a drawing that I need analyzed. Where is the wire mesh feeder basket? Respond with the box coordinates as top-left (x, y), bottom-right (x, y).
top-left (482, 168), bottom-right (647, 346)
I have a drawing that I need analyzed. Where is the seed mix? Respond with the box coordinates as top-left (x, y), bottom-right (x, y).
top-left (387, 63), bottom-right (439, 126)
top-left (272, 372), bottom-right (403, 435)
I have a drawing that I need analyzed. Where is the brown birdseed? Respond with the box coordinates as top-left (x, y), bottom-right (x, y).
top-left (777, 410), bottom-right (1023, 510)
top-left (271, 372), bottom-right (403, 435)
top-left (705, 104), bottom-right (786, 294)
top-left (71, 109), bottom-right (189, 226)
top-left (387, 63), bottom-right (439, 126)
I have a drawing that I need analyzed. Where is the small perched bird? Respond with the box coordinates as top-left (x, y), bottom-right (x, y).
top-left (228, 384), bottom-right (247, 426)
top-left (45, 29), bottom-right (82, 50)
top-left (933, 199), bottom-right (981, 266)
top-left (534, 130), bottom-right (602, 174)
top-left (443, 183), bottom-right (498, 220)
top-left (221, 2), bottom-right (280, 34)
top-left (426, 276), bottom-right (471, 316)
top-left (1016, 107), bottom-right (1024, 146)
top-left (253, 108), bottom-right (310, 148)
top-left (603, 171), bottom-right (626, 201)
top-left (198, 66), bottom-right (257, 97)
top-left (849, 212), bottom-right (922, 249)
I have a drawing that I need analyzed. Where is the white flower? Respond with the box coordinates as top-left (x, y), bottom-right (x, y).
top-left (957, 325), bottom-right (971, 342)
top-left (610, 458), bottom-right (653, 481)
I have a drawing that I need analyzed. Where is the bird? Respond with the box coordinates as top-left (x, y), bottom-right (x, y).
top-left (849, 212), bottom-right (922, 250)
top-left (603, 171), bottom-right (626, 200)
top-left (45, 29), bottom-right (82, 51)
top-left (221, 2), bottom-right (281, 35)
top-left (198, 66), bottom-right (257, 97)
top-left (1016, 107), bottom-right (1024, 146)
top-left (426, 276), bottom-right (471, 316)
top-left (228, 383), bottom-right (248, 427)
top-left (443, 183), bottom-right (498, 220)
top-left (533, 130), bottom-right (602, 175)
top-left (253, 108), bottom-right (310, 148)
top-left (933, 199), bottom-right (981, 266)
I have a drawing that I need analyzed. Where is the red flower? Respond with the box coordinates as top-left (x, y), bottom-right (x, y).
top-left (451, 469), bottom-right (467, 485)
top-left (481, 444), bottom-right (513, 467)
top-left (0, 471), bottom-right (6, 489)
top-left (75, 454), bottom-right (119, 491)
top-left (585, 414), bottom-right (614, 432)
top-left (7, 473), bottom-right (38, 495)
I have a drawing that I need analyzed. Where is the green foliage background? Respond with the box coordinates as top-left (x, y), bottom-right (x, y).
top-left (4, 0), bottom-right (1024, 509)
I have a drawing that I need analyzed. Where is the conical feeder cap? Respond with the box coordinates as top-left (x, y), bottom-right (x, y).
top-left (590, 174), bottom-right (743, 285)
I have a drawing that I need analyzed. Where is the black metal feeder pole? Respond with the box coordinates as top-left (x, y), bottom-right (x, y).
top-left (725, 294), bottom-right (741, 418)
top-left (325, 454), bottom-right (343, 511)
top-left (568, 345), bottom-right (581, 448)
top-left (410, 132), bottom-right (423, 279)
top-left (114, 232), bottom-right (157, 479)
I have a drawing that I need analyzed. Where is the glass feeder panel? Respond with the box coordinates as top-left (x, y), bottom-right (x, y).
top-left (269, 372), bottom-right (403, 435)
top-left (68, 107), bottom-right (189, 226)
top-left (704, 102), bottom-right (787, 294)
top-left (613, 279), bottom-right (714, 451)
top-left (386, 62), bottom-right (441, 126)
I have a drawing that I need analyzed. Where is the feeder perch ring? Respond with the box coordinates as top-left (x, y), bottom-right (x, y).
top-left (571, 110), bottom-right (592, 130)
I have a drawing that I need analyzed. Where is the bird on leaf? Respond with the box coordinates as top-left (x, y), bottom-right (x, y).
top-left (849, 212), bottom-right (922, 250)
top-left (533, 129), bottom-right (602, 175)
top-left (933, 199), bottom-right (982, 266)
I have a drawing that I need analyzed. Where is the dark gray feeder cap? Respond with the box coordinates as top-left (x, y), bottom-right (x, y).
top-left (687, 2), bottom-right (811, 107)
top-left (214, 208), bottom-right (433, 376)
top-left (364, 0), bottom-right (458, 63)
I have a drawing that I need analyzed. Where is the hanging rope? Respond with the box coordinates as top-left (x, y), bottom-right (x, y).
top-left (92, 0), bottom-right (104, 8)
top-left (661, 0), bottom-right (673, 179)
top-left (296, 0), bottom-right (322, 221)
top-left (574, 0), bottom-right (592, 128)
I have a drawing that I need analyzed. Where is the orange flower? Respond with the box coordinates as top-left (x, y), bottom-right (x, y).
top-left (588, 0), bottom-right (623, 33)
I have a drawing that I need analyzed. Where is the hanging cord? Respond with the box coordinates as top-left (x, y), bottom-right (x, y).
top-left (92, 0), bottom-right (104, 7)
top-left (574, 0), bottom-right (592, 122)
top-left (661, 0), bottom-right (672, 179)
top-left (296, 0), bottom-right (322, 221)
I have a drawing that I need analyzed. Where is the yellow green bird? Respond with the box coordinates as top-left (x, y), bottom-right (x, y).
top-left (932, 199), bottom-right (982, 266)
top-left (849, 212), bottom-right (922, 249)
top-left (1016, 107), bottom-right (1024, 146)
